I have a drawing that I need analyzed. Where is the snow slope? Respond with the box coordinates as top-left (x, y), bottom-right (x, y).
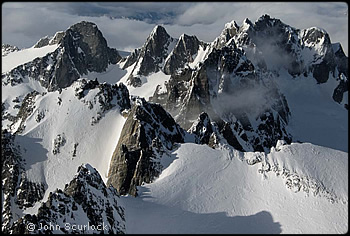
top-left (1, 45), bottom-right (58, 73)
top-left (275, 69), bottom-right (348, 152)
top-left (121, 142), bottom-right (348, 234)
top-left (83, 63), bottom-right (127, 85)
top-left (118, 67), bottom-right (171, 101)
top-left (6, 83), bottom-right (127, 216)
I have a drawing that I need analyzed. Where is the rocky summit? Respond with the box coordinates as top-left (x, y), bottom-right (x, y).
top-left (107, 97), bottom-right (185, 196)
top-left (2, 21), bottom-right (121, 91)
top-left (1, 13), bottom-right (348, 234)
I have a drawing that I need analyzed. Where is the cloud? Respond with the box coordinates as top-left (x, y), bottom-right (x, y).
top-left (1, 2), bottom-right (348, 55)
top-left (211, 81), bottom-right (275, 120)
top-left (1, 2), bottom-right (156, 51)
top-left (173, 2), bottom-right (348, 54)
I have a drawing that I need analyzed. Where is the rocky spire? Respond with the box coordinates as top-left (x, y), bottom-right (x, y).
top-left (188, 112), bottom-right (214, 144)
top-left (212, 20), bottom-right (240, 49)
top-left (125, 25), bottom-right (175, 86)
top-left (163, 33), bottom-right (205, 75)
top-left (107, 97), bottom-right (185, 196)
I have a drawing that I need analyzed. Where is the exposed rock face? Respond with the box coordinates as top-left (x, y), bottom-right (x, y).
top-left (124, 25), bottom-right (176, 86)
top-left (301, 28), bottom-right (335, 84)
top-left (11, 91), bottom-right (39, 134)
top-left (2, 21), bottom-right (122, 91)
top-left (33, 31), bottom-right (65, 48)
top-left (34, 36), bottom-right (51, 48)
top-left (212, 20), bottom-right (240, 49)
top-left (1, 129), bottom-right (23, 231)
top-left (163, 34), bottom-right (207, 75)
top-left (152, 39), bottom-right (257, 129)
top-left (332, 43), bottom-right (348, 106)
top-left (188, 112), bottom-right (214, 144)
top-left (65, 21), bottom-right (121, 72)
top-left (107, 98), bottom-right (185, 196)
top-left (333, 43), bottom-right (349, 78)
top-left (333, 77), bottom-right (348, 106)
top-left (8, 164), bottom-right (126, 234)
top-left (121, 48), bottom-right (141, 70)
top-left (1, 130), bottom-right (47, 232)
top-left (73, 78), bottom-right (131, 113)
top-left (149, 14), bottom-right (347, 152)
top-left (233, 14), bottom-right (346, 88)
top-left (2, 44), bottom-right (20, 56)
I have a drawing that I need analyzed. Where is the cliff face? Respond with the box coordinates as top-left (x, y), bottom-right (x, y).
top-left (2, 21), bottom-right (121, 91)
top-left (8, 164), bottom-right (126, 234)
top-left (107, 98), bottom-right (185, 196)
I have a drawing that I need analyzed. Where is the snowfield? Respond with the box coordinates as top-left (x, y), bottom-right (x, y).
top-left (83, 63), bottom-right (127, 85)
top-left (1, 44), bottom-right (59, 73)
top-left (275, 69), bottom-right (348, 152)
top-left (1, 17), bottom-right (348, 235)
top-left (122, 142), bottom-right (348, 234)
top-left (3, 83), bottom-right (127, 216)
top-left (118, 66), bottom-right (171, 101)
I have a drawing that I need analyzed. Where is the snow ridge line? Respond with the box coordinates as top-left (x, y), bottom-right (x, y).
top-left (219, 143), bottom-right (344, 204)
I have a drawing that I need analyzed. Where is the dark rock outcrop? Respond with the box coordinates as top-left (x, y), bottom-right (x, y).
top-left (8, 164), bottom-right (126, 234)
top-left (2, 44), bottom-right (20, 56)
top-left (2, 21), bottom-right (122, 91)
top-left (163, 34), bottom-right (207, 75)
top-left (107, 98), bottom-right (185, 196)
top-left (332, 43), bottom-right (348, 106)
top-left (188, 112), bottom-right (214, 144)
top-left (233, 14), bottom-right (344, 87)
top-left (150, 39), bottom-right (256, 130)
top-left (150, 27), bottom-right (293, 151)
top-left (124, 25), bottom-right (175, 86)
top-left (121, 48), bottom-right (141, 70)
top-left (1, 129), bottom-right (23, 231)
top-left (34, 36), bottom-right (51, 48)
top-left (1, 130), bottom-right (47, 233)
top-left (74, 78), bottom-right (131, 112)
top-left (10, 91), bottom-right (39, 134)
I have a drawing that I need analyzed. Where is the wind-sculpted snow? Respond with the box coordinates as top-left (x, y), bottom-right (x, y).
top-left (121, 142), bottom-right (347, 234)
top-left (1, 16), bottom-right (348, 234)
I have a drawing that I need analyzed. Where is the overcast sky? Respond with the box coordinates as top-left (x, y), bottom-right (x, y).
top-left (2, 2), bottom-right (348, 55)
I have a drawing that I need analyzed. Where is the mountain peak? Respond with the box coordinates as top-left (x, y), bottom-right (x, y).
top-left (258, 13), bottom-right (272, 21)
top-left (2, 20), bottom-right (121, 91)
top-left (150, 24), bottom-right (169, 38)
top-left (240, 17), bottom-right (254, 32)
top-left (243, 17), bottom-right (253, 26)
top-left (224, 20), bottom-right (239, 30)
top-left (68, 20), bottom-right (98, 30)
top-left (124, 24), bottom-right (174, 81)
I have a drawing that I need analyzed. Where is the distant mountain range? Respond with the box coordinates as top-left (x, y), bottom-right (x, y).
top-left (1, 14), bottom-right (348, 234)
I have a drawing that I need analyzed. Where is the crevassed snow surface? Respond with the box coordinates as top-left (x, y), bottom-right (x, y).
top-left (121, 143), bottom-right (348, 234)
top-left (1, 45), bottom-right (59, 73)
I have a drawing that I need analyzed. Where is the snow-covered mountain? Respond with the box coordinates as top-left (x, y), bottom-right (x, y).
top-left (1, 15), bottom-right (348, 234)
